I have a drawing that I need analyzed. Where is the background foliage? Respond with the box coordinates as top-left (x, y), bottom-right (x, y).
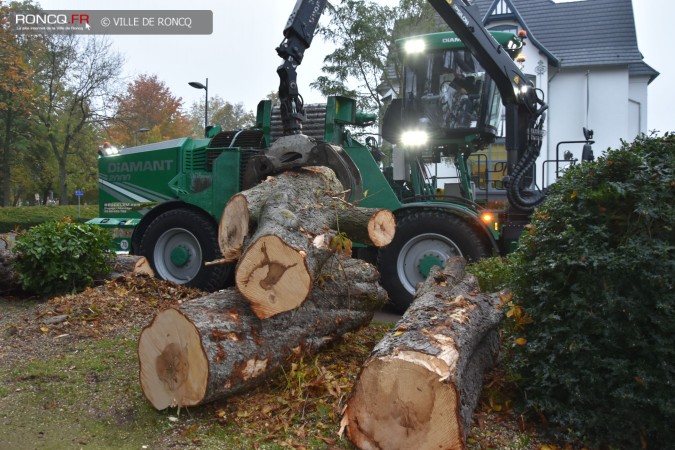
top-left (506, 134), bottom-right (674, 448)
top-left (0, 204), bottom-right (97, 233)
top-left (106, 74), bottom-right (191, 148)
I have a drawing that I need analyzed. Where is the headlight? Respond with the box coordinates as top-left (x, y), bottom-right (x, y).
top-left (401, 130), bottom-right (429, 147)
top-left (404, 39), bottom-right (425, 54)
top-left (514, 84), bottom-right (529, 97)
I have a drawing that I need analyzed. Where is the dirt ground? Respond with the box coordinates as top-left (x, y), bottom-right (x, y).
top-left (0, 273), bottom-right (559, 449)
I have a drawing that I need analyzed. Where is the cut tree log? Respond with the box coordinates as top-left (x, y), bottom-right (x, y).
top-left (341, 257), bottom-right (503, 450)
top-left (217, 166), bottom-right (394, 319)
top-left (219, 192), bottom-right (395, 261)
top-left (110, 255), bottom-right (154, 278)
top-left (138, 256), bottom-right (387, 410)
top-left (0, 249), bottom-right (21, 294)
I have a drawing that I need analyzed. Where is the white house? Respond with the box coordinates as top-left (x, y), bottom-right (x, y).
top-left (471, 0), bottom-right (659, 187)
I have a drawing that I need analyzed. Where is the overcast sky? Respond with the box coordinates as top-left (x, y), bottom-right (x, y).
top-left (37, 0), bottom-right (672, 134)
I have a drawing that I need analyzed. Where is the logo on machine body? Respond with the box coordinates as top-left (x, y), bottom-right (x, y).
top-left (108, 160), bottom-right (174, 174)
top-left (452, 4), bottom-right (470, 27)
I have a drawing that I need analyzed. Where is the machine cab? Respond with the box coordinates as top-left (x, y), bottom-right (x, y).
top-left (383, 31), bottom-right (524, 152)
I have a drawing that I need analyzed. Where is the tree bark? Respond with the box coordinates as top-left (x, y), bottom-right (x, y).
top-left (218, 166), bottom-right (394, 319)
top-left (138, 256), bottom-right (387, 410)
top-left (0, 249), bottom-right (21, 294)
top-left (341, 257), bottom-right (503, 450)
top-left (219, 193), bottom-right (395, 262)
top-left (109, 255), bottom-right (154, 278)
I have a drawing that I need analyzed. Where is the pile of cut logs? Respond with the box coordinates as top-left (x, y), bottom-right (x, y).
top-left (132, 165), bottom-right (503, 449)
top-left (138, 166), bottom-right (395, 408)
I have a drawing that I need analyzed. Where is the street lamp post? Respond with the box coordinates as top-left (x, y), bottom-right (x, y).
top-left (189, 78), bottom-right (208, 136)
top-left (135, 127), bottom-right (150, 146)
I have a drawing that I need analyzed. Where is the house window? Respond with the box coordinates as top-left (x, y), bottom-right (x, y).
top-left (492, 0), bottom-right (512, 16)
top-left (488, 24), bottom-right (518, 35)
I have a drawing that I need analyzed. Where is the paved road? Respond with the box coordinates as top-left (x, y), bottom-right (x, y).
top-left (373, 308), bottom-right (401, 324)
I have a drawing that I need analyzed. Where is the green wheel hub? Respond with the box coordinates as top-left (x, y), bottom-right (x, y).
top-left (418, 254), bottom-right (444, 278)
top-left (170, 246), bottom-right (190, 267)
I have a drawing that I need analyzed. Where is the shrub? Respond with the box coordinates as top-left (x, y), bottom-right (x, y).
top-left (507, 133), bottom-right (674, 448)
top-left (12, 219), bottom-right (114, 295)
top-left (0, 205), bottom-right (98, 233)
top-left (466, 256), bottom-right (512, 293)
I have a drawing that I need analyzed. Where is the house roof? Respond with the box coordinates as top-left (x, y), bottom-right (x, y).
top-left (629, 61), bottom-right (660, 84)
top-left (471, 0), bottom-right (649, 70)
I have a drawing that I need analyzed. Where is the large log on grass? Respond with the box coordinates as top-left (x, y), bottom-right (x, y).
top-left (341, 257), bottom-right (503, 450)
top-left (217, 166), bottom-right (394, 319)
top-left (138, 257), bottom-right (387, 410)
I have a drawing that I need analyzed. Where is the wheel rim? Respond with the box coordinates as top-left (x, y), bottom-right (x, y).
top-left (153, 227), bottom-right (203, 284)
top-left (396, 233), bottom-right (462, 294)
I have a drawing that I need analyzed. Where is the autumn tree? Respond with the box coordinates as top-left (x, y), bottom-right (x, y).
top-left (107, 74), bottom-right (190, 147)
top-left (0, 1), bottom-right (38, 206)
top-left (32, 33), bottom-right (123, 205)
top-left (187, 95), bottom-right (254, 137)
top-left (13, 127), bottom-right (58, 205)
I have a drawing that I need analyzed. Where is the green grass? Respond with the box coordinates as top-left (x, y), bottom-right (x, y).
top-left (0, 205), bottom-right (99, 232)
top-left (0, 325), bottom-right (392, 449)
top-left (0, 336), bottom-right (168, 449)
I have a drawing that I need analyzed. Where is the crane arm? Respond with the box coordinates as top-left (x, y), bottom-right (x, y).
top-left (275, 0), bottom-right (547, 211)
top-left (427, 0), bottom-right (548, 211)
top-left (276, 0), bottom-right (327, 135)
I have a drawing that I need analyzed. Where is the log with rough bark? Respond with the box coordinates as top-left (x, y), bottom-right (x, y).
top-left (216, 166), bottom-right (394, 319)
top-left (0, 249), bottom-right (21, 294)
top-left (341, 257), bottom-right (503, 450)
top-left (137, 256), bottom-right (387, 410)
top-left (109, 255), bottom-right (154, 278)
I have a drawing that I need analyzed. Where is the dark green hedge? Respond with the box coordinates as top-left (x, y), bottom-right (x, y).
top-left (508, 134), bottom-right (674, 448)
top-left (0, 205), bottom-right (98, 233)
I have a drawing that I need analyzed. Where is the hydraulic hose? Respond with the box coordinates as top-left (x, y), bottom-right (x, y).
top-left (506, 104), bottom-right (548, 213)
top-left (506, 143), bottom-right (544, 212)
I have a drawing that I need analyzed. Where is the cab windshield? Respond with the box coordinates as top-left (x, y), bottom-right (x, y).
top-left (403, 48), bottom-right (501, 136)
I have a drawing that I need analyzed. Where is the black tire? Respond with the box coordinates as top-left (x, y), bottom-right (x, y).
top-left (378, 210), bottom-right (490, 313)
top-left (139, 208), bottom-right (232, 291)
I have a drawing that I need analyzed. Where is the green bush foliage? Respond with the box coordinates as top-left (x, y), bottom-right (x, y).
top-left (0, 205), bottom-right (98, 233)
top-left (507, 134), bottom-right (674, 448)
top-left (466, 256), bottom-right (512, 293)
top-left (12, 219), bottom-right (114, 295)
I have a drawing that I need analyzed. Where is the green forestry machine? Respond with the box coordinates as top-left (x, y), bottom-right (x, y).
top-left (90, 0), bottom-right (548, 312)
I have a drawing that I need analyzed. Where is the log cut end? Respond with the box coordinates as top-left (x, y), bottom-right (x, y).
top-left (368, 210), bottom-right (396, 247)
top-left (219, 194), bottom-right (250, 262)
top-left (134, 256), bottom-right (155, 277)
top-left (235, 235), bottom-right (311, 319)
top-left (138, 308), bottom-right (208, 410)
top-left (342, 357), bottom-right (463, 450)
